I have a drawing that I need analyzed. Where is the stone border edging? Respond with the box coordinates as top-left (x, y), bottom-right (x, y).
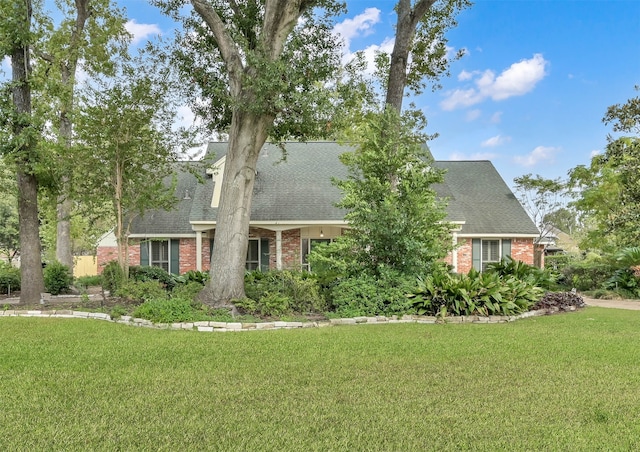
top-left (0, 309), bottom-right (551, 332)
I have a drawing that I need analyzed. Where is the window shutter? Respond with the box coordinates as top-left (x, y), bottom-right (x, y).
top-left (472, 239), bottom-right (481, 271)
top-left (140, 241), bottom-right (149, 266)
top-left (502, 239), bottom-right (511, 260)
top-left (260, 238), bottom-right (270, 272)
top-left (170, 239), bottom-right (180, 274)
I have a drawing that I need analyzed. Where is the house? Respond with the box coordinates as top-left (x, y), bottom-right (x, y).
top-left (97, 141), bottom-right (540, 274)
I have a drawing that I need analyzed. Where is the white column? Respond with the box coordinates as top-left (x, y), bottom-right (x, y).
top-left (196, 231), bottom-right (202, 271)
top-left (276, 230), bottom-right (282, 270)
top-left (452, 231), bottom-right (458, 273)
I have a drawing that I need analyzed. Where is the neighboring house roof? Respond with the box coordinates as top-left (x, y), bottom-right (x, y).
top-left (129, 141), bottom-right (539, 237)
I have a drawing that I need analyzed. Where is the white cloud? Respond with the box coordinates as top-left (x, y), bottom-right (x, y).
top-left (590, 149), bottom-right (601, 158)
top-left (1, 56), bottom-right (10, 76)
top-left (481, 135), bottom-right (511, 148)
top-left (490, 111), bottom-right (503, 124)
top-left (440, 54), bottom-right (548, 111)
top-left (125, 20), bottom-right (162, 45)
top-left (513, 145), bottom-right (559, 167)
top-left (465, 109), bottom-right (481, 121)
top-left (449, 151), bottom-right (498, 161)
top-left (333, 7), bottom-right (380, 49)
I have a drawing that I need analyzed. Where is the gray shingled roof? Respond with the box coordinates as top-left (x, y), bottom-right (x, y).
top-left (131, 141), bottom-right (539, 236)
top-left (128, 163), bottom-right (201, 236)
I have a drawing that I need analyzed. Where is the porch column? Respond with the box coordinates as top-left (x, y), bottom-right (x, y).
top-left (196, 231), bottom-right (202, 271)
top-left (451, 231), bottom-right (458, 273)
top-left (276, 230), bottom-right (282, 270)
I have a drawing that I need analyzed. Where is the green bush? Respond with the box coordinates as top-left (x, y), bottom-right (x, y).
top-left (75, 274), bottom-right (102, 289)
top-left (129, 265), bottom-right (177, 290)
top-left (181, 270), bottom-right (210, 285)
top-left (603, 268), bottom-right (640, 298)
top-left (43, 261), bottom-right (73, 295)
top-left (330, 272), bottom-right (415, 317)
top-left (115, 280), bottom-right (168, 303)
top-left (132, 297), bottom-right (210, 324)
top-left (171, 281), bottom-right (205, 302)
top-left (0, 262), bottom-right (20, 295)
top-left (244, 270), bottom-right (327, 315)
top-left (486, 257), bottom-right (558, 290)
top-left (544, 254), bottom-right (573, 273)
top-left (102, 261), bottom-right (125, 294)
top-left (409, 269), bottom-right (543, 317)
top-left (561, 261), bottom-right (615, 291)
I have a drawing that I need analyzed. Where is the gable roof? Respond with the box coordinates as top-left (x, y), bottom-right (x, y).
top-left (130, 141), bottom-right (539, 237)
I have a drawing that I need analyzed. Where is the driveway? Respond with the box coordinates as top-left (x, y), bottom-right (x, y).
top-left (582, 296), bottom-right (640, 311)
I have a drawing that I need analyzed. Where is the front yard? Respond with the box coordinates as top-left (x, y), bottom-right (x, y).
top-left (1, 307), bottom-right (640, 450)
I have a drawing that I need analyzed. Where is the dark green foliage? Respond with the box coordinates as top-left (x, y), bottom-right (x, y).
top-left (75, 274), bottom-right (102, 289)
top-left (330, 272), bottom-right (416, 317)
top-left (604, 269), bottom-right (640, 298)
top-left (171, 281), bottom-right (205, 302)
top-left (43, 261), bottom-right (73, 295)
top-left (243, 270), bottom-right (327, 315)
top-left (102, 260), bottom-right (125, 294)
top-left (487, 257), bottom-right (558, 290)
top-left (129, 265), bottom-right (177, 290)
top-left (533, 291), bottom-right (586, 311)
top-left (115, 280), bottom-right (168, 303)
top-left (0, 261), bottom-right (20, 294)
top-left (132, 297), bottom-right (210, 324)
top-left (235, 293), bottom-right (292, 318)
top-left (560, 261), bottom-right (615, 291)
top-left (409, 269), bottom-right (543, 316)
top-left (181, 270), bottom-right (210, 285)
top-left (544, 254), bottom-right (572, 273)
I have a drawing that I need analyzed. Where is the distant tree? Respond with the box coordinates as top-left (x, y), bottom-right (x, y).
top-left (543, 207), bottom-right (579, 236)
top-left (0, 0), bottom-right (47, 303)
top-left (569, 88), bottom-right (640, 252)
top-left (73, 67), bottom-right (195, 275)
top-left (513, 173), bottom-right (565, 244)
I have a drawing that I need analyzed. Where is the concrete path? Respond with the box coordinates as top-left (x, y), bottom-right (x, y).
top-left (582, 296), bottom-right (640, 311)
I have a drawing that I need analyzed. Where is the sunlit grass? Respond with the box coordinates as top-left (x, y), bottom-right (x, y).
top-left (1, 308), bottom-right (640, 450)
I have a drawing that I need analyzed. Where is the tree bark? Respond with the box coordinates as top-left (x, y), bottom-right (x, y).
top-left (204, 110), bottom-right (272, 305)
top-left (385, 0), bottom-right (436, 113)
top-left (10, 3), bottom-right (46, 303)
top-left (55, 0), bottom-right (90, 270)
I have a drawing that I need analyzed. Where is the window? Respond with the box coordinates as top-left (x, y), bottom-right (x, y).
top-left (246, 239), bottom-right (260, 271)
top-left (151, 240), bottom-right (169, 272)
top-left (301, 238), bottom-right (331, 271)
top-left (481, 239), bottom-right (500, 271)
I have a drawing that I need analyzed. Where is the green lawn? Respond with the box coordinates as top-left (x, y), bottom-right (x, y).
top-left (1, 308), bottom-right (640, 451)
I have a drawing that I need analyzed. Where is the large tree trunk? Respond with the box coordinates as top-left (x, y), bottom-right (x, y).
top-left (204, 111), bottom-right (272, 306)
top-left (17, 170), bottom-right (45, 303)
top-left (55, 0), bottom-right (89, 270)
top-left (10, 5), bottom-right (46, 303)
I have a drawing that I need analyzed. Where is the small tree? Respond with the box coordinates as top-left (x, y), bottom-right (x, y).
top-left (313, 108), bottom-right (452, 279)
top-left (513, 173), bottom-right (565, 245)
top-left (73, 67), bottom-right (194, 276)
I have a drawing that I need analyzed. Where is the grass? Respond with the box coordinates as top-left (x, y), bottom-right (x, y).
top-left (1, 308), bottom-right (640, 450)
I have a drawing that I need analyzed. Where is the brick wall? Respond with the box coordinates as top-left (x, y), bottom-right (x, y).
top-left (96, 241), bottom-right (141, 274)
top-left (447, 237), bottom-right (535, 274)
top-left (179, 239), bottom-right (198, 274)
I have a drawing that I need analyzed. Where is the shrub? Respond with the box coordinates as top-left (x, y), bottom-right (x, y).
top-left (115, 280), bottom-right (168, 303)
top-left (603, 268), bottom-right (640, 298)
top-left (129, 265), bottom-right (177, 290)
top-left (486, 257), bottom-right (558, 290)
top-left (331, 272), bottom-right (415, 317)
top-left (409, 269), bottom-right (543, 317)
top-left (171, 281), bottom-right (205, 302)
top-left (561, 261), bottom-right (615, 291)
top-left (132, 297), bottom-right (210, 324)
top-left (0, 262), bottom-right (20, 295)
top-left (75, 274), bottom-right (102, 289)
top-left (102, 261), bottom-right (125, 294)
top-left (181, 270), bottom-right (210, 285)
top-left (43, 261), bottom-right (73, 295)
top-left (244, 270), bottom-right (327, 314)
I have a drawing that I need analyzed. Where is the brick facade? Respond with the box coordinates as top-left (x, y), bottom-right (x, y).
top-left (98, 233), bottom-right (537, 275)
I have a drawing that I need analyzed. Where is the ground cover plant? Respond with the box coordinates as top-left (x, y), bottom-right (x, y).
top-left (1, 308), bottom-right (640, 450)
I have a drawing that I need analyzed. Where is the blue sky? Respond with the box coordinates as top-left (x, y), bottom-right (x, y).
top-left (15, 0), bottom-right (640, 187)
